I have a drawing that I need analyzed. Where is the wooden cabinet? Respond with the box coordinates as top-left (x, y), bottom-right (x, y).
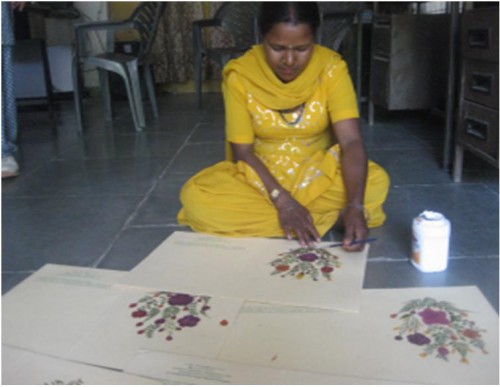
top-left (453, 8), bottom-right (499, 182)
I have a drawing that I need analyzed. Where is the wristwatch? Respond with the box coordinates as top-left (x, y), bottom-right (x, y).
top-left (270, 188), bottom-right (281, 201)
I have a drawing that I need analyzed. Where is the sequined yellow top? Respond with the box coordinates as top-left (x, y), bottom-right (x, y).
top-left (223, 45), bottom-right (359, 195)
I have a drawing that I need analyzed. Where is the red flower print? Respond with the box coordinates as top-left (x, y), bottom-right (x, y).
top-left (418, 308), bottom-right (450, 325)
top-left (321, 266), bottom-right (333, 273)
top-left (299, 253), bottom-right (318, 262)
top-left (178, 315), bottom-right (200, 327)
top-left (462, 329), bottom-right (481, 339)
top-left (132, 310), bottom-right (147, 318)
top-left (129, 303), bottom-right (137, 308)
top-left (407, 333), bottom-right (431, 346)
top-left (154, 318), bottom-right (166, 325)
top-left (276, 265), bottom-right (289, 272)
top-left (168, 293), bottom-right (194, 306)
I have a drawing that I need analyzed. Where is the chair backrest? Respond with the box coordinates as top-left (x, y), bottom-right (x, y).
top-left (317, 2), bottom-right (365, 51)
top-left (130, 2), bottom-right (166, 60)
top-left (215, 2), bottom-right (261, 48)
top-left (318, 12), bottom-right (357, 51)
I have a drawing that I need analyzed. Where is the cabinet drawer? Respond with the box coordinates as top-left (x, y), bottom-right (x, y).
top-left (457, 101), bottom-right (498, 160)
top-left (461, 8), bottom-right (499, 62)
top-left (463, 60), bottom-right (499, 108)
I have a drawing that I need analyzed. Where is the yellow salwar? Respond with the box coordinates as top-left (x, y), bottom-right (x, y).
top-left (178, 45), bottom-right (389, 238)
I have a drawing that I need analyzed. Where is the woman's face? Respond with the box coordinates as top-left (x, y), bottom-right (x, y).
top-left (263, 22), bottom-right (315, 83)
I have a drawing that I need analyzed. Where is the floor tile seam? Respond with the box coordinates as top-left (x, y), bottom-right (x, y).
top-left (482, 183), bottom-right (500, 196)
top-left (126, 223), bottom-right (189, 229)
top-left (390, 182), bottom-right (488, 188)
top-left (1, 194), bottom-right (147, 200)
top-left (53, 156), bottom-right (183, 162)
top-left (187, 141), bottom-right (225, 145)
top-left (449, 254), bottom-right (499, 260)
top-left (10, 154), bottom-right (61, 182)
top-left (89, 124), bottom-right (201, 268)
top-left (2, 270), bottom-right (36, 275)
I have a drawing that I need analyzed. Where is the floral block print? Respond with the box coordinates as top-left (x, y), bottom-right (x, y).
top-left (129, 292), bottom-right (211, 341)
top-left (270, 247), bottom-right (341, 281)
top-left (391, 297), bottom-right (488, 363)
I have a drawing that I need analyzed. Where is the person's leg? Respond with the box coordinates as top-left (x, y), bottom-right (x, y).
top-left (2, 4), bottom-right (19, 178)
top-left (178, 161), bottom-right (284, 237)
top-left (308, 160), bottom-right (390, 231)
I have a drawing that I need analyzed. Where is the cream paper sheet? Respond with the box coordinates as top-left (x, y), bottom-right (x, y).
top-left (65, 286), bottom-right (244, 370)
top-left (123, 231), bottom-right (368, 312)
top-left (1, 346), bottom-right (161, 385)
top-left (2, 264), bottom-right (125, 357)
top-left (124, 349), bottom-right (408, 385)
top-left (217, 286), bottom-right (499, 385)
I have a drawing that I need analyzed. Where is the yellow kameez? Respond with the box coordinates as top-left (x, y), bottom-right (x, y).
top-left (178, 45), bottom-right (389, 238)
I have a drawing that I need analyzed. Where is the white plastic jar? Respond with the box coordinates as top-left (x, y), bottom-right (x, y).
top-left (411, 211), bottom-right (451, 272)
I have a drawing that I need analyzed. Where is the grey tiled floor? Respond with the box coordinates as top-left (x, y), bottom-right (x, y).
top-left (2, 93), bottom-right (499, 312)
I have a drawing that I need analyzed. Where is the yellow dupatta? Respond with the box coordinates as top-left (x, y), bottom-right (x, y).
top-left (222, 44), bottom-right (333, 110)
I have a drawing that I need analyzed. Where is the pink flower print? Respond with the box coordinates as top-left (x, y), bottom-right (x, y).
top-left (418, 308), bottom-right (450, 325)
top-left (131, 310), bottom-right (147, 318)
top-left (168, 293), bottom-right (194, 306)
top-left (178, 315), bottom-right (200, 327)
top-left (407, 333), bottom-right (431, 346)
top-left (438, 346), bottom-right (449, 356)
top-left (462, 329), bottom-right (481, 340)
top-left (299, 253), bottom-right (318, 262)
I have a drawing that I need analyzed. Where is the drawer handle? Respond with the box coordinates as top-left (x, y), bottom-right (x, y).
top-left (471, 73), bottom-right (493, 95)
top-left (465, 117), bottom-right (488, 141)
top-left (467, 28), bottom-right (490, 49)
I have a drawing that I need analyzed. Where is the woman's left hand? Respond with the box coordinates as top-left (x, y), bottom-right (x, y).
top-left (341, 206), bottom-right (368, 251)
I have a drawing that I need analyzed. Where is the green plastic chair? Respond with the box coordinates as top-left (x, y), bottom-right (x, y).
top-left (193, 2), bottom-right (261, 108)
top-left (72, 3), bottom-right (165, 132)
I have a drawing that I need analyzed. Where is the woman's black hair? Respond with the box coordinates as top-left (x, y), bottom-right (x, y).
top-left (258, 2), bottom-right (320, 37)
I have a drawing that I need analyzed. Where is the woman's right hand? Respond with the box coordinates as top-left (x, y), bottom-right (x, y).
top-left (274, 192), bottom-right (321, 246)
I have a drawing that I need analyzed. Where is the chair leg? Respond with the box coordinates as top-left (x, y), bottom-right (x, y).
top-left (452, 144), bottom-right (464, 183)
top-left (194, 52), bottom-right (203, 108)
top-left (125, 61), bottom-right (146, 132)
top-left (144, 63), bottom-right (159, 118)
top-left (72, 57), bottom-right (84, 133)
top-left (98, 68), bottom-right (113, 122)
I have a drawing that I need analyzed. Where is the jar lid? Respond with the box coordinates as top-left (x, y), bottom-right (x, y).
top-left (420, 211), bottom-right (445, 221)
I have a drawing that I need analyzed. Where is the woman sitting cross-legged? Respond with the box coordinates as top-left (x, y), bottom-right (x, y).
top-left (178, 2), bottom-right (389, 250)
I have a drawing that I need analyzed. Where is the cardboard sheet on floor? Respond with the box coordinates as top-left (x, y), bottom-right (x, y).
top-left (2, 264), bottom-right (125, 357)
top-left (217, 286), bottom-right (499, 385)
top-left (123, 231), bottom-right (368, 312)
top-left (124, 349), bottom-right (408, 385)
top-left (65, 286), bottom-right (244, 370)
top-left (1, 346), bottom-right (162, 385)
